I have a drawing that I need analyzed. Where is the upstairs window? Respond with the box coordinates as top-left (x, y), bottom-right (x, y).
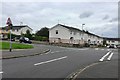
top-left (17, 29), bottom-right (19, 32)
top-left (74, 32), bottom-right (76, 35)
top-left (56, 30), bottom-right (58, 34)
top-left (112, 40), bottom-right (115, 43)
top-left (70, 31), bottom-right (72, 34)
top-left (12, 29), bottom-right (15, 31)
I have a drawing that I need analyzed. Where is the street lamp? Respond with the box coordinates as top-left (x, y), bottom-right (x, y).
top-left (82, 24), bottom-right (85, 31)
top-left (81, 24), bottom-right (85, 45)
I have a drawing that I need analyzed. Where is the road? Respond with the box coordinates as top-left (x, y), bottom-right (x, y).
top-left (1, 44), bottom-right (118, 80)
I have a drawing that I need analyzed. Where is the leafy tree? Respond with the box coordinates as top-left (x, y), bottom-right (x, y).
top-left (24, 30), bottom-right (32, 39)
top-left (35, 27), bottom-right (49, 38)
top-left (103, 39), bottom-right (107, 46)
top-left (7, 33), bottom-right (20, 39)
top-left (34, 35), bottom-right (48, 41)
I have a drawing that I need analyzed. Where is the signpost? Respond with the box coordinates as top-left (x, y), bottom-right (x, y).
top-left (6, 17), bottom-right (13, 52)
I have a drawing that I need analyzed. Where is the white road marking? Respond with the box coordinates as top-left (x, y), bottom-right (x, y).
top-left (71, 62), bottom-right (99, 79)
top-left (99, 51), bottom-right (111, 61)
top-left (107, 52), bottom-right (114, 60)
top-left (51, 52), bottom-right (55, 53)
top-left (34, 56), bottom-right (67, 66)
top-left (0, 72), bottom-right (3, 74)
top-left (45, 53), bottom-right (49, 54)
top-left (101, 49), bottom-right (104, 50)
top-left (67, 48), bottom-right (89, 51)
top-left (79, 48), bottom-right (89, 50)
top-left (107, 49), bottom-right (110, 51)
top-left (50, 51), bottom-right (60, 53)
top-left (95, 48), bottom-right (99, 50)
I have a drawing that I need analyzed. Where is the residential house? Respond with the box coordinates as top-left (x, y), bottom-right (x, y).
top-left (0, 27), bottom-right (9, 39)
top-left (104, 38), bottom-right (120, 46)
top-left (49, 24), bottom-right (103, 45)
top-left (0, 25), bottom-right (32, 39)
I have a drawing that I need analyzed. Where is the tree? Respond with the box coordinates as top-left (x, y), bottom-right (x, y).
top-left (103, 39), bottom-right (107, 46)
top-left (7, 33), bottom-right (20, 39)
top-left (35, 27), bottom-right (49, 38)
top-left (24, 30), bottom-right (32, 39)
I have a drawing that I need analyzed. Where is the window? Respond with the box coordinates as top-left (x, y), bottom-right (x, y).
top-left (70, 37), bottom-right (74, 40)
top-left (74, 32), bottom-right (76, 35)
top-left (56, 30), bottom-right (58, 34)
top-left (70, 31), bottom-right (72, 34)
top-left (12, 29), bottom-right (15, 31)
top-left (79, 32), bottom-right (81, 35)
top-left (112, 40), bottom-right (115, 43)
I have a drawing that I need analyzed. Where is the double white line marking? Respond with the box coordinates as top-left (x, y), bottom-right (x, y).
top-left (99, 51), bottom-right (114, 61)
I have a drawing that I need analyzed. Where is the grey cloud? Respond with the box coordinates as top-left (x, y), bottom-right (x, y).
top-left (109, 17), bottom-right (118, 22)
top-left (1, 2), bottom-right (117, 37)
top-left (92, 23), bottom-right (118, 38)
top-left (102, 15), bottom-right (109, 20)
top-left (79, 11), bottom-right (94, 19)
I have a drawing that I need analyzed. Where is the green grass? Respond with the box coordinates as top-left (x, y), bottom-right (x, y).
top-left (0, 41), bottom-right (34, 50)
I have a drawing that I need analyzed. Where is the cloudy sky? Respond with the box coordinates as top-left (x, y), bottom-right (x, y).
top-left (1, 1), bottom-right (118, 38)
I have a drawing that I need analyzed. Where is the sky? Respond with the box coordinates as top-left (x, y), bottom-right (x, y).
top-left (0, 0), bottom-right (119, 38)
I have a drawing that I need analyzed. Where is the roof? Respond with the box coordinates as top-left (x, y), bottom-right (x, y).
top-left (85, 31), bottom-right (101, 38)
top-left (103, 37), bottom-right (120, 41)
top-left (57, 24), bottom-right (101, 38)
top-left (0, 25), bottom-right (32, 30)
top-left (58, 24), bottom-right (81, 32)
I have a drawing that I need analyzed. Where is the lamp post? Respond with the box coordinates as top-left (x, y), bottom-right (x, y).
top-left (82, 24), bottom-right (85, 39)
top-left (82, 24), bottom-right (85, 31)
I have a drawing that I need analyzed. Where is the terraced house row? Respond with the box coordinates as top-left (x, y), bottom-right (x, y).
top-left (49, 24), bottom-right (104, 46)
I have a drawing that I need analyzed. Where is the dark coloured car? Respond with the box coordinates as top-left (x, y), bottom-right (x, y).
top-left (19, 37), bottom-right (32, 44)
top-left (11, 38), bottom-right (15, 41)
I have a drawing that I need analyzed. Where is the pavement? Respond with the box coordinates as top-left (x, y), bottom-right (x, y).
top-left (1, 44), bottom-right (50, 59)
top-left (1, 44), bottom-right (118, 80)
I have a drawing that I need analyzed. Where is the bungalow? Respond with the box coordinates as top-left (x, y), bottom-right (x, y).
top-left (0, 25), bottom-right (32, 39)
top-left (49, 24), bottom-right (103, 45)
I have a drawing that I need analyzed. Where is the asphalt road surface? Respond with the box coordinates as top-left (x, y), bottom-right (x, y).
top-left (1, 44), bottom-right (118, 79)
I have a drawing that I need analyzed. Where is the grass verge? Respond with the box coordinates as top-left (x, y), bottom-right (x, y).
top-left (0, 41), bottom-right (33, 50)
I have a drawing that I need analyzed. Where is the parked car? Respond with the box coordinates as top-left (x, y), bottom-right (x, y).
top-left (19, 37), bottom-right (32, 44)
top-left (11, 38), bottom-right (15, 41)
top-left (116, 44), bottom-right (120, 49)
top-left (107, 44), bottom-right (117, 48)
